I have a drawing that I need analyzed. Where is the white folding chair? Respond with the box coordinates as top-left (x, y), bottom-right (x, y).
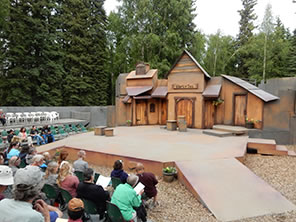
top-left (31, 112), bottom-right (40, 123)
top-left (15, 112), bottom-right (25, 123)
top-left (44, 112), bottom-right (53, 122)
top-left (50, 111), bottom-right (59, 121)
top-left (23, 112), bottom-right (32, 123)
top-left (6, 113), bottom-right (16, 125)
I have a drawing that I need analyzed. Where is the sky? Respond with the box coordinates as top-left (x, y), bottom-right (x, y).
top-left (104, 0), bottom-right (296, 37)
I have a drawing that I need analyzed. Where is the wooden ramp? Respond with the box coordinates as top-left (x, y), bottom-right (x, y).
top-left (176, 158), bottom-right (296, 222)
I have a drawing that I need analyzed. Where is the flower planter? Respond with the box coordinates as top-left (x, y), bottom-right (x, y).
top-left (245, 122), bottom-right (254, 129)
top-left (163, 171), bottom-right (177, 183)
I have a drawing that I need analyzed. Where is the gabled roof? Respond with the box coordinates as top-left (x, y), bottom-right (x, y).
top-left (222, 75), bottom-right (279, 102)
top-left (166, 50), bottom-right (211, 79)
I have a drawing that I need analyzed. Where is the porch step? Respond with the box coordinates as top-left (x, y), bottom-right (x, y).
top-left (247, 138), bottom-right (276, 151)
top-left (257, 145), bottom-right (288, 156)
top-left (202, 129), bottom-right (233, 137)
top-left (213, 125), bottom-right (248, 135)
top-left (288, 150), bottom-right (296, 157)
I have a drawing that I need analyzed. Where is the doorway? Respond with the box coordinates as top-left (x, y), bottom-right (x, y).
top-left (234, 94), bottom-right (247, 126)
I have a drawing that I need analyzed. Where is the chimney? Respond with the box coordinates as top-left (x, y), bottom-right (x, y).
top-left (136, 63), bottom-right (146, 75)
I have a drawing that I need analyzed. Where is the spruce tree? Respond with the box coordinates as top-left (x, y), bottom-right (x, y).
top-left (236, 0), bottom-right (257, 79)
top-left (287, 29), bottom-right (296, 76)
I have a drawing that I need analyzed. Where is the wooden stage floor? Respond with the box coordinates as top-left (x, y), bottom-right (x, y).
top-left (37, 126), bottom-right (296, 221)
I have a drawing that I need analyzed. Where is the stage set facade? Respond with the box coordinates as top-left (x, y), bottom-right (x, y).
top-left (116, 50), bottom-right (278, 129)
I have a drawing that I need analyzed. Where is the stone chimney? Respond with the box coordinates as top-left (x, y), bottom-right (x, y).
top-left (136, 63), bottom-right (146, 75)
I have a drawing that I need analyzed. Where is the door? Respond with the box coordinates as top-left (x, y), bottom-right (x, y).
top-left (148, 99), bottom-right (158, 125)
top-left (205, 100), bottom-right (215, 128)
top-left (136, 100), bottom-right (147, 125)
top-left (234, 95), bottom-right (247, 126)
top-left (160, 100), bottom-right (167, 125)
top-left (176, 99), bottom-right (193, 127)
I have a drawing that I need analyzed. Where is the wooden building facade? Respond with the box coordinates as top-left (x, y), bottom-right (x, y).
top-left (116, 50), bottom-right (278, 129)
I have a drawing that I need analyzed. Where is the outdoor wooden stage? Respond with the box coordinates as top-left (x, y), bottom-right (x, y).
top-left (37, 126), bottom-right (295, 222)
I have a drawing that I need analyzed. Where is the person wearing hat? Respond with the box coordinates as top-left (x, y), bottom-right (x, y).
top-left (0, 165), bottom-right (14, 200)
top-left (111, 174), bottom-right (144, 222)
top-left (0, 166), bottom-right (63, 222)
top-left (56, 198), bottom-right (85, 222)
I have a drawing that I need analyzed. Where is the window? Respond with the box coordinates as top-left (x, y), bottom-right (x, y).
top-left (150, 103), bottom-right (155, 113)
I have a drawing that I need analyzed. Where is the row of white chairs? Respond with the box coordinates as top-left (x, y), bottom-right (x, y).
top-left (5, 111), bottom-right (59, 125)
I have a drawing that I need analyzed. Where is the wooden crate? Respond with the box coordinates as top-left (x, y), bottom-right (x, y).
top-left (94, 126), bottom-right (106, 136)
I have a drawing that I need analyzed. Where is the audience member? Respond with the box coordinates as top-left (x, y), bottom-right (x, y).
top-left (44, 161), bottom-right (59, 186)
top-left (19, 144), bottom-right (30, 161)
top-left (58, 150), bottom-right (69, 166)
top-left (110, 160), bottom-right (128, 183)
top-left (46, 129), bottom-right (55, 143)
top-left (30, 125), bottom-right (45, 146)
top-left (43, 152), bottom-right (52, 165)
top-left (9, 156), bottom-right (21, 176)
top-left (0, 152), bottom-right (5, 165)
top-left (136, 163), bottom-right (158, 207)
top-left (0, 165), bottom-right (14, 201)
top-left (73, 150), bottom-right (88, 173)
top-left (5, 142), bottom-right (20, 160)
top-left (55, 198), bottom-right (86, 222)
top-left (31, 154), bottom-right (47, 170)
top-left (0, 109), bottom-right (6, 126)
top-left (111, 174), bottom-right (144, 222)
top-left (77, 168), bottom-right (110, 219)
top-left (26, 146), bottom-right (37, 165)
top-left (7, 129), bottom-right (15, 143)
top-left (57, 161), bottom-right (79, 197)
top-left (18, 127), bottom-right (28, 141)
top-left (0, 166), bottom-right (63, 222)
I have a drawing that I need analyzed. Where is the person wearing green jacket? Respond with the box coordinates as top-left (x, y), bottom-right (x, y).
top-left (111, 174), bottom-right (144, 221)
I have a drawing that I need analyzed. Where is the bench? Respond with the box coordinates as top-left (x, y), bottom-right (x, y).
top-left (104, 128), bottom-right (114, 137)
top-left (94, 126), bottom-right (106, 136)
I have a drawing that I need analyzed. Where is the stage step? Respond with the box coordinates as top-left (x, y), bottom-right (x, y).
top-left (247, 138), bottom-right (276, 151)
top-left (202, 129), bottom-right (233, 137)
top-left (213, 125), bottom-right (248, 135)
top-left (288, 150), bottom-right (296, 157)
top-left (176, 159), bottom-right (296, 222)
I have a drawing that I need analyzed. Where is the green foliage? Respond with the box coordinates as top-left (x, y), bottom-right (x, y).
top-left (163, 166), bottom-right (177, 174)
top-left (287, 29), bottom-right (296, 76)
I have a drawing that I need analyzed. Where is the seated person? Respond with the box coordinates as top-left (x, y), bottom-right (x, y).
top-left (43, 152), bottom-right (52, 165)
top-left (43, 161), bottom-right (59, 186)
top-left (110, 160), bottom-right (128, 183)
top-left (73, 150), bottom-right (88, 173)
top-left (25, 146), bottom-right (37, 165)
top-left (56, 198), bottom-right (86, 222)
top-left (111, 174), bottom-right (144, 222)
top-left (58, 150), bottom-right (69, 166)
top-left (5, 142), bottom-right (20, 161)
top-left (31, 154), bottom-right (47, 170)
top-left (9, 156), bottom-right (21, 175)
top-left (18, 127), bottom-right (28, 142)
top-left (46, 129), bottom-right (55, 143)
top-left (30, 125), bottom-right (45, 145)
top-left (57, 161), bottom-right (79, 197)
top-left (136, 163), bottom-right (158, 207)
top-left (7, 129), bottom-right (15, 143)
top-left (0, 166), bottom-right (63, 222)
top-left (77, 168), bottom-right (110, 219)
top-left (0, 165), bottom-right (14, 200)
top-left (0, 109), bottom-right (6, 126)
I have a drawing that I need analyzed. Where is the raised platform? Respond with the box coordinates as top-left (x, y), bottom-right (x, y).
top-left (37, 126), bottom-right (296, 221)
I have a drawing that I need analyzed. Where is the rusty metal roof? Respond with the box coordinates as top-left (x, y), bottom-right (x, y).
top-left (126, 86), bottom-right (152, 96)
top-left (222, 75), bottom-right (279, 102)
top-left (151, 86), bottom-right (168, 98)
top-left (202, 84), bottom-right (221, 98)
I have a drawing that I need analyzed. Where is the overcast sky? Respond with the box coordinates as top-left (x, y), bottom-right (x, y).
top-left (104, 0), bottom-right (296, 37)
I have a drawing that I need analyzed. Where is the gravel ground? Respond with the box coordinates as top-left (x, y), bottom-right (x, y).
top-left (89, 145), bottom-right (296, 222)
